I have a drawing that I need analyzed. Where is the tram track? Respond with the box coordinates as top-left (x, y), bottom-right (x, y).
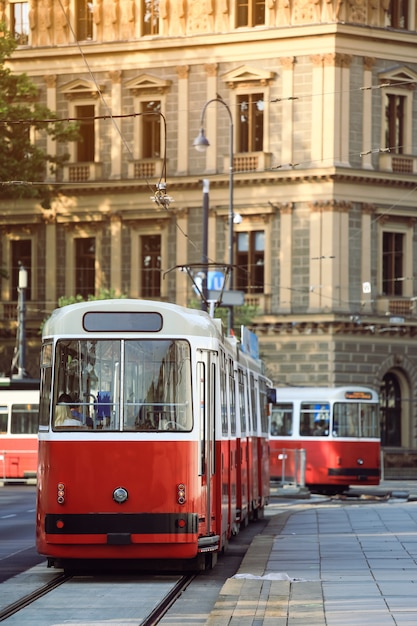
top-left (142, 574), bottom-right (195, 625)
top-left (0, 568), bottom-right (195, 625)
top-left (0, 572), bottom-right (70, 622)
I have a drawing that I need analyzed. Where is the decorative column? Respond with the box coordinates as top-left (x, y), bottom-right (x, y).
top-left (309, 201), bottom-right (350, 312)
top-left (43, 211), bottom-right (57, 307)
top-left (278, 203), bottom-right (293, 313)
top-left (362, 57), bottom-right (375, 170)
top-left (109, 70), bottom-right (122, 179)
top-left (322, 53), bottom-right (352, 166)
top-left (110, 213), bottom-right (122, 295)
top-left (204, 63), bottom-right (218, 173)
top-left (310, 55), bottom-right (324, 166)
top-left (176, 65), bottom-right (190, 175)
top-left (280, 57), bottom-right (295, 169)
top-left (44, 75), bottom-right (57, 181)
top-left (175, 207), bottom-right (189, 306)
top-left (361, 204), bottom-right (374, 313)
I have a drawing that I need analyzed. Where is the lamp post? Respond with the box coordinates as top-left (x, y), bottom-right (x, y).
top-left (194, 98), bottom-right (234, 334)
top-left (16, 265), bottom-right (27, 379)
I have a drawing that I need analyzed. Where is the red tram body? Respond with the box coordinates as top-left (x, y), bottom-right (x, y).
top-left (269, 386), bottom-right (380, 493)
top-left (36, 300), bottom-right (270, 569)
top-left (0, 380), bottom-right (39, 481)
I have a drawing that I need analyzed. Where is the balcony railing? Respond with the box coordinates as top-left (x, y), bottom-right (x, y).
top-left (379, 153), bottom-right (417, 175)
top-left (376, 297), bottom-right (415, 316)
top-left (129, 159), bottom-right (165, 179)
top-left (63, 162), bottom-right (102, 183)
top-left (224, 152), bottom-right (272, 173)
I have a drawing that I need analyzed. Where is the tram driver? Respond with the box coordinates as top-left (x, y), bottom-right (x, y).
top-left (54, 393), bottom-right (87, 428)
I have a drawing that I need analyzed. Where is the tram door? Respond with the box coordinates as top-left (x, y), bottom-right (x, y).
top-left (197, 353), bottom-right (216, 540)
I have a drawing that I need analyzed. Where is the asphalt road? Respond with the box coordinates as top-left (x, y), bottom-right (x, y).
top-left (0, 485), bottom-right (44, 583)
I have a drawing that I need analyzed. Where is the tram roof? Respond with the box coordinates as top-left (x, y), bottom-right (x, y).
top-left (42, 298), bottom-right (225, 341)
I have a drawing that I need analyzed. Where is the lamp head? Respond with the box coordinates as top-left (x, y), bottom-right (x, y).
top-left (193, 128), bottom-right (210, 152)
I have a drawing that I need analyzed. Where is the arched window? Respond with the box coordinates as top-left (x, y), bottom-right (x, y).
top-left (380, 373), bottom-right (402, 446)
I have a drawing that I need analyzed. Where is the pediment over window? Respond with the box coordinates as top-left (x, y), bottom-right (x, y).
top-left (60, 79), bottom-right (103, 100)
top-left (221, 65), bottom-right (275, 88)
top-left (125, 74), bottom-right (171, 95)
top-left (379, 65), bottom-right (417, 89)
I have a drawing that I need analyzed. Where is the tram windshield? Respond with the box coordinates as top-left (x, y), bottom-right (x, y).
top-left (333, 402), bottom-right (378, 438)
top-left (51, 339), bottom-right (192, 432)
top-left (269, 398), bottom-right (379, 439)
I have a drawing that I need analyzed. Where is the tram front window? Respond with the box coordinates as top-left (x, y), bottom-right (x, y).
top-left (333, 403), bottom-right (379, 438)
top-left (53, 338), bottom-right (192, 432)
top-left (300, 402), bottom-right (330, 437)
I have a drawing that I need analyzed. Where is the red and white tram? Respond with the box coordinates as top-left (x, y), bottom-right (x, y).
top-left (268, 386), bottom-right (380, 493)
top-left (0, 379), bottom-right (39, 482)
top-left (36, 299), bottom-right (270, 570)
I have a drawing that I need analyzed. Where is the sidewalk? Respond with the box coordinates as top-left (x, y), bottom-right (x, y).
top-left (206, 482), bottom-right (417, 625)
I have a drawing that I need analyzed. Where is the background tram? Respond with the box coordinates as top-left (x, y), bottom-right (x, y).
top-left (36, 299), bottom-right (271, 570)
top-left (0, 378), bottom-right (39, 481)
top-left (268, 386), bottom-right (380, 494)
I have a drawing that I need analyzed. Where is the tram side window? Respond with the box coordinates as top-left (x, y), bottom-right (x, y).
top-left (238, 370), bottom-right (247, 434)
top-left (11, 404), bottom-right (39, 434)
top-left (270, 403), bottom-right (293, 436)
top-left (259, 379), bottom-right (269, 434)
top-left (39, 342), bottom-right (52, 428)
top-left (220, 354), bottom-right (228, 436)
top-left (300, 402), bottom-right (330, 436)
top-left (0, 407), bottom-right (7, 434)
top-left (229, 359), bottom-right (236, 436)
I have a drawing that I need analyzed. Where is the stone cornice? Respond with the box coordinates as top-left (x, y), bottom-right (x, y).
top-left (51, 167), bottom-right (417, 196)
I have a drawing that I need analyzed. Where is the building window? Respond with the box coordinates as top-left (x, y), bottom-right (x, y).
top-left (76, 0), bottom-right (93, 41)
top-left (385, 0), bottom-right (408, 29)
top-left (11, 240), bottom-right (31, 300)
top-left (141, 101), bottom-right (161, 158)
top-left (236, 0), bottom-right (265, 27)
top-left (385, 94), bottom-right (405, 154)
top-left (382, 232), bottom-right (404, 296)
top-left (75, 237), bottom-right (95, 298)
top-left (236, 231), bottom-right (264, 294)
top-left (143, 0), bottom-right (159, 35)
top-left (76, 105), bottom-right (95, 162)
top-left (237, 93), bottom-right (264, 153)
top-left (141, 235), bottom-right (161, 298)
top-left (11, 1), bottom-right (29, 44)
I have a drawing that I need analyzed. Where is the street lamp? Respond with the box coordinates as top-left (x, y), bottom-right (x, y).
top-left (15, 265), bottom-right (27, 379)
top-left (194, 98), bottom-right (234, 334)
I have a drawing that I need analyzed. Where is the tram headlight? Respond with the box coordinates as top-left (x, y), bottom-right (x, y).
top-left (177, 483), bottom-right (186, 505)
top-left (113, 487), bottom-right (128, 504)
top-left (57, 482), bottom-right (65, 504)
top-left (357, 458), bottom-right (364, 465)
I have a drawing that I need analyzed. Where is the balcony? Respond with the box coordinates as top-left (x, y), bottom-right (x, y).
top-left (129, 159), bottom-right (165, 179)
top-left (244, 293), bottom-right (271, 314)
top-left (226, 152), bottom-right (272, 173)
top-left (376, 297), bottom-right (415, 317)
top-left (63, 162), bottom-right (103, 183)
top-left (379, 153), bottom-right (417, 175)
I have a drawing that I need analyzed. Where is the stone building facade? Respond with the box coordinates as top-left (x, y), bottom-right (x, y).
top-left (1, 0), bottom-right (417, 462)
